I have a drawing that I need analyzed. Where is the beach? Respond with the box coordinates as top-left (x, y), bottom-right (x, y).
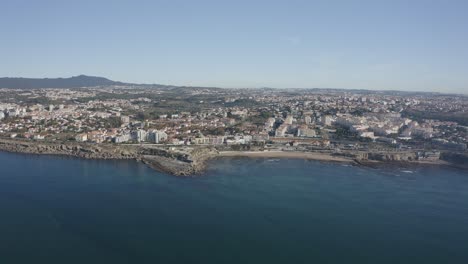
top-left (218, 150), bottom-right (354, 163)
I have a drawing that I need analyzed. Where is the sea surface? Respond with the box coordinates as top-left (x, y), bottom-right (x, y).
top-left (0, 152), bottom-right (467, 264)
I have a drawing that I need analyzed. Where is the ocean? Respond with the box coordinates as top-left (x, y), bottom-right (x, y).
top-left (0, 152), bottom-right (467, 263)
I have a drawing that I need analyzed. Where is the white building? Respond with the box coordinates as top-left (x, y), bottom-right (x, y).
top-left (147, 130), bottom-right (168, 143)
top-left (209, 136), bottom-right (225, 145)
top-left (297, 126), bottom-right (316, 137)
top-left (113, 134), bottom-right (130, 143)
top-left (33, 134), bottom-right (45, 140)
top-left (350, 125), bottom-right (369, 133)
top-left (121, 116), bottom-right (130, 124)
top-left (275, 124), bottom-right (288, 137)
top-left (131, 130), bottom-right (148, 142)
top-left (322, 115), bottom-right (333, 126)
top-left (75, 133), bottom-right (88, 142)
top-left (265, 118), bottom-right (275, 129)
top-left (359, 131), bottom-right (375, 139)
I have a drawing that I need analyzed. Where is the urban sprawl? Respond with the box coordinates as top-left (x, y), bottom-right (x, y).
top-left (1, 85), bottom-right (467, 163)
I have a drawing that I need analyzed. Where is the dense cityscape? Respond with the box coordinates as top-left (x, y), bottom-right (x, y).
top-left (1, 79), bottom-right (467, 169)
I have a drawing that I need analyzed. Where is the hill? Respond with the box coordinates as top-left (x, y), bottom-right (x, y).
top-left (0, 75), bottom-right (127, 89)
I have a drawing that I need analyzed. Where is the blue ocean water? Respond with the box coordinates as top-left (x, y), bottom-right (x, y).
top-left (0, 152), bottom-right (467, 263)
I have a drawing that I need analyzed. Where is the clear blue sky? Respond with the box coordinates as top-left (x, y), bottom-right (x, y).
top-left (2, 0), bottom-right (468, 93)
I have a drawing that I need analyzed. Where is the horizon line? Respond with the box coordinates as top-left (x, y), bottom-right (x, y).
top-left (1, 74), bottom-right (466, 96)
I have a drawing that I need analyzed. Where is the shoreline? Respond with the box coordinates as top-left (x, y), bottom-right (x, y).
top-left (0, 138), bottom-right (466, 176)
top-left (216, 150), bottom-right (466, 171)
top-left (2, 148), bottom-right (465, 176)
top-left (218, 150), bottom-right (355, 163)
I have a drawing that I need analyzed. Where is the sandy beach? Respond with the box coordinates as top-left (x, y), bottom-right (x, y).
top-left (218, 151), bottom-right (354, 163)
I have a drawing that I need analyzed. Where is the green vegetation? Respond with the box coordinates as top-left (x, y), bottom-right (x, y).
top-left (229, 144), bottom-right (251, 151)
top-left (98, 116), bottom-right (122, 128)
top-left (245, 111), bottom-right (272, 126)
top-left (224, 99), bottom-right (259, 107)
top-left (403, 109), bottom-right (468, 126)
top-left (350, 108), bottom-right (370, 116)
top-left (134, 111), bottom-right (160, 121)
top-left (334, 127), bottom-right (358, 138)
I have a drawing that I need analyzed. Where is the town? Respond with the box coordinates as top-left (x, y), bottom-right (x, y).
top-left (1, 85), bottom-right (467, 163)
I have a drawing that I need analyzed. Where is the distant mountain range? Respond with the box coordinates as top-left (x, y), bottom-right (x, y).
top-left (0, 75), bottom-right (127, 89)
top-left (0, 75), bottom-right (464, 96)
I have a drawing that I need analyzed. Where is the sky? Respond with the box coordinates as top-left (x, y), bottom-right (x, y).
top-left (1, 0), bottom-right (468, 93)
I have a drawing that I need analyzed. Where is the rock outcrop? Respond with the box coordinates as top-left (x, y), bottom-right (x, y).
top-left (365, 152), bottom-right (417, 162)
top-left (0, 139), bottom-right (219, 176)
top-left (139, 146), bottom-right (219, 176)
top-left (0, 139), bottom-right (138, 159)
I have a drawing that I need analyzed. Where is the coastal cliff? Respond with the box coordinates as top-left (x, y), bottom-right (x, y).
top-left (139, 146), bottom-right (219, 176)
top-left (364, 152), bottom-right (418, 161)
top-left (0, 139), bottom-right (218, 176)
top-left (0, 139), bottom-right (138, 159)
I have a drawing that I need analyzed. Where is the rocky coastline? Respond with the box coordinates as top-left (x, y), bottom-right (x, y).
top-left (0, 138), bottom-right (466, 175)
top-left (0, 138), bottom-right (218, 176)
top-left (0, 138), bottom-right (139, 160)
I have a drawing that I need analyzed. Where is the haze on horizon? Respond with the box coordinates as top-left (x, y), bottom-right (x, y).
top-left (2, 0), bottom-right (468, 93)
